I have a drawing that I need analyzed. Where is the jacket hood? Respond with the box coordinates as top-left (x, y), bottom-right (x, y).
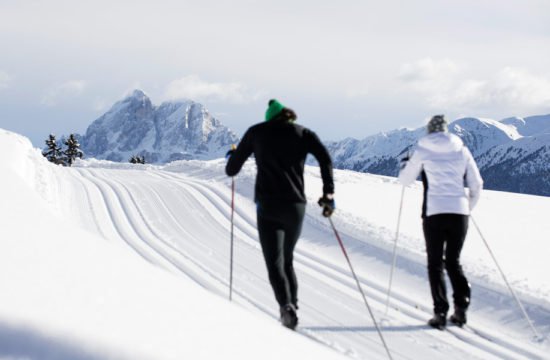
top-left (418, 132), bottom-right (463, 153)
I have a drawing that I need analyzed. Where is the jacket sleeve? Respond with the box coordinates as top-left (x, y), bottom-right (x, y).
top-left (398, 149), bottom-right (423, 186)
top-left (306, 130), bottom-right (335, 195)
top-left (464, 147), bottom-right (483, 210)
top-left (225, 129), bottom-right (254, 177)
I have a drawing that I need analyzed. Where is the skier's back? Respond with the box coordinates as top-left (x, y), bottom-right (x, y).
top-left (399, 114), bottom-right (483, 329)
top-left (226, 99), bottom-right (335, 329)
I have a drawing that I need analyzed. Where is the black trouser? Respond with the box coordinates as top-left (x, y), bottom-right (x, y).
top-left (257, 201), bottom-right (306, 308)
top-left (423, 214), bottom-right (471, 315)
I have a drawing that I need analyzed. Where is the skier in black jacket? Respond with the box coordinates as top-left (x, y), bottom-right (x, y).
top-left (226, 99), bottom-right (335, 329)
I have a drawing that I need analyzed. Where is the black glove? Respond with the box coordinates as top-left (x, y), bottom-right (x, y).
top-left (318, 194), bottom-right (335, 217)
top-left (225, 144), bottom-right (237, 160)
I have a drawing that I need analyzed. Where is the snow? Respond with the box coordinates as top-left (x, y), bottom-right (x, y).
top-left (0, 130), bottom-right (346, 360)
top-left (1, 128), bottom-right (549, 359)
top-left (502, 115), bottom-right (550, 136)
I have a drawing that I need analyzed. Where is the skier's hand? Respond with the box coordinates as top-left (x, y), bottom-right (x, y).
top-left (225, 144), bottom-right (237, 160)
top-left (318, 194), bottom-right (335, 217)
top-left (225, 149), bottom-right (235, 159)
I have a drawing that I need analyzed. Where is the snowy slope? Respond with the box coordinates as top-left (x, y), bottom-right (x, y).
top-left (0, 130), bottom-right (346, 360)
top-left (2, 129), bottom-right (550, 359)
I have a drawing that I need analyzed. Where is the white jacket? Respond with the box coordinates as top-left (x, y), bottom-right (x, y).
top-left (398, 132), bottom-right (483, 217)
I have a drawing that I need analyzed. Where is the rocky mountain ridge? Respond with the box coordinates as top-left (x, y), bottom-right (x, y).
top-left (77, 90), bottom-right (238, 163)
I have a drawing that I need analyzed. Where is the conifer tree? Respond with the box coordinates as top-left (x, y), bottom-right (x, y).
top-left (42, 134), bottom-right (63, 165)
top-left (129, 155), bottom-right (145, 164)
top-left (63, 134), bottom-right (83, 166)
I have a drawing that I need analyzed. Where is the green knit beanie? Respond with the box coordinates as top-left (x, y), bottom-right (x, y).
top-left (265, 99), bottom-right (285, 121)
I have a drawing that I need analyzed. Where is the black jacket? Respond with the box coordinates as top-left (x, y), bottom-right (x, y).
top-left (226, 119), bottom-right (334, 204)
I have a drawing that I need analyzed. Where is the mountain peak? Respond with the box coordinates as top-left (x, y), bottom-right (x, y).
top-left (78, 92), bottom-right (239, 163)
top-left (126, 89), bottom-right (148, 99)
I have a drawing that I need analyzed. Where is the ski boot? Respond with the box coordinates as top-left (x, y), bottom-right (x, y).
top-left (428, 312), bottom-right (447, 330)
top-left (280, 304), bottom-right (298, 330)
top-left (449, 308), bottom-right (467, 327)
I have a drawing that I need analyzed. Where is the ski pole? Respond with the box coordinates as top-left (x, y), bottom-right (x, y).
top-left (471, 216), bottom-right (540, 339)
top-left (229, 176), bottom-right (235, 301)
top-left (328, 217), bottom-right (393, 360)
top-left (384, 186), bottom-right (405, 315)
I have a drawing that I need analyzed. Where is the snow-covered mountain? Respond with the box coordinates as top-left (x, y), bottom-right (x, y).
top-left (501, 115), bottom-right (550, 136)
top-left (477, 134), bottom-right (550, 195)
top-left (73, 94), bottom-right (549, 195)
top-left (78, 90), bottom-right (239, 163)
top-left (324, 115), bottom-right (550, 196)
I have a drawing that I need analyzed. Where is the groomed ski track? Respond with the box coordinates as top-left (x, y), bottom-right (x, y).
top-left (60, 164), bottom-right (549, 360)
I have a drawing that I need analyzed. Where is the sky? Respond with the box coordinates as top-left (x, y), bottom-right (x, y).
top-left (1, 0), bottom-right (550, 146)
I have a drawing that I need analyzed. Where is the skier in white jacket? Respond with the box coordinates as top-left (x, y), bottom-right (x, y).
top-left (399, 115), bottom-right (483, 329)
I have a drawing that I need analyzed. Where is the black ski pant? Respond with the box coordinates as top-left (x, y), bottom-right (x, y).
top-left (423, 214), bottom-right (471, 315)
top-left (257, 201), bottom-right (305, 308)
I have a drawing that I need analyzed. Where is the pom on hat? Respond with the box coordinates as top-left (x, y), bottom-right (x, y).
top-left (427, 115), bottom-right (448, 133)
top-left (265, 99), bottom-right (285, 121)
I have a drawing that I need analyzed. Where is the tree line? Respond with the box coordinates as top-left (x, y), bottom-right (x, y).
top-left (42, 134), bottom-right (83, 166)
top-left (43, 134), bottom-right (147, 166)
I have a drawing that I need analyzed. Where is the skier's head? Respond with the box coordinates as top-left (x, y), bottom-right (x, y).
top-left (427, 115), bottom-right (448, 134)
top-left (265, 99), bottom-right (297, 122)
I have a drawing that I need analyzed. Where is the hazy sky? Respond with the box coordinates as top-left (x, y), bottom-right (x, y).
top-left (1, 0), bottom-right (550, 146)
